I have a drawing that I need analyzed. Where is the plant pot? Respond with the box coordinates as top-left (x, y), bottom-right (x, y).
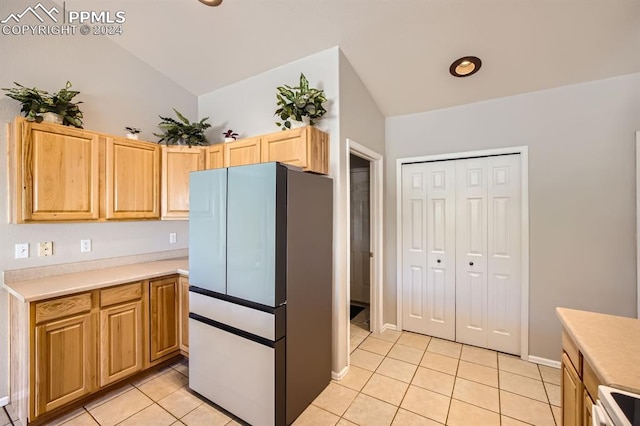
top-left (40, 112), bottom-right (63, 125)
top-left (224, 137), bottom-right (235, 143)
top-left (126, 133), bottom-right (139, 140)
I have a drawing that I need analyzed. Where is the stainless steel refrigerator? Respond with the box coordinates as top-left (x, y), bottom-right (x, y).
top-left (188, 162), bottom-right (333, 426)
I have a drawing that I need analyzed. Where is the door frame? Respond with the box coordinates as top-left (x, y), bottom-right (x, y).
top-left (347, 139), bottom-right (384, 335)
top-left (636, 131), bottom-right (640, 319)
top-left (396, 146), bottom-right (530, 360)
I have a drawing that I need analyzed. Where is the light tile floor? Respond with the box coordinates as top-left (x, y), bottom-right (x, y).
top-left (297, 329), bottom-right (562, 426)
top-left (2, 329), bottom-right (561, 426)
top-left (33, 359), bottom-right (243, 426)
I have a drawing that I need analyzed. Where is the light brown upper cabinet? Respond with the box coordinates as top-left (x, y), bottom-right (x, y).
top-left (11, 118), bottom-right (329, 223)
top-left (161, 146), bottom-right (205, 219)
top-left (223, 136), bottom-right (262, 167)
top-left (105, 138), bottom-right (161, 220)
top-left (205, 144), bottom-right (225, 169)
top-left (261, 126), bottom-right (329, 174)
top-left (13, 117), bottom-right (100, 222)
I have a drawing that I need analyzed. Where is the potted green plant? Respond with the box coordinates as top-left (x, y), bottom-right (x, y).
top-left (274, 73), bottom-right (327, 131)
top-left (154, 109), bottom-right (211, 147)
top-left (2, 81), bottom-right (84, 128)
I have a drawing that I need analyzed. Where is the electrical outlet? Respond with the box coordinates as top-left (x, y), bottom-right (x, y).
top-left (81, 239), bottom-right (92, 253)
top-left (38, 241), bottom-right (53, 257)
top-left (169, 233), bottom-right (177, 244)
top-left (15, 243), bottom-right (29, 259)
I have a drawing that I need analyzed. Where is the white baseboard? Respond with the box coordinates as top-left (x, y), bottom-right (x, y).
top-left (381, 323), bottom-right (397, 333)
top-left (332, 365), bottom-right (349, 381)
top-left (528, 355), bottom-right (561, 369)
top-left (0, 395), bottom-right (8, 407)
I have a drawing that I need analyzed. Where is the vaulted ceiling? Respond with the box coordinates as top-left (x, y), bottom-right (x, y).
top-left (64, 0), bottom-right (640, 117)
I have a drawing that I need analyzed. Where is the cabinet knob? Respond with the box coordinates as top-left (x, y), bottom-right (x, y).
top-left (469, 261), bottom-right (474, 266)
top-left (437, 259), bottom-right (441, 263)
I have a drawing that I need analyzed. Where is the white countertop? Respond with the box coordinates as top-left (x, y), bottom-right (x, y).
top-left (3, 258), bottom-right (189, 302)
top-left (556, 307), bottom-right (640, 394)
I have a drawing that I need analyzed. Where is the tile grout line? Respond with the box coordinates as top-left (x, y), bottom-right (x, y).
top-left (84, 408), bottom-right (100, 426)
top-left (3, 406), bottom-right (15, 426)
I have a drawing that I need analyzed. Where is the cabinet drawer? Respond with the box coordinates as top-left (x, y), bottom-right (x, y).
top-left (35, 293), bottom-right (92, 324)
top-left (100, 282), bottom-right (142, 307)
top-left (562, 331), bottom-right (582, 377)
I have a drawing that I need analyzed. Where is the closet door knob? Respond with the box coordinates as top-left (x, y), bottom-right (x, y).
top-left (469, 261), bottom-right (474, 266)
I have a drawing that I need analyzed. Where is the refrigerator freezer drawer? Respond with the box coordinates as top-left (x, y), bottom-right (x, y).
top-left (189, 290), bottom-right (285, 341)
top-left (189, 317), bottom-right (285, 426)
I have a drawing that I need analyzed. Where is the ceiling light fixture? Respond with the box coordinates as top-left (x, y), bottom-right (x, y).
top-left (199, 0), bottom-right (223, 6)
top-left (449, 56), bottom-right (482, 78)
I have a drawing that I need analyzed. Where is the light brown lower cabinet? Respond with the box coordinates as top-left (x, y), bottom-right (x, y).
top-left (583, 389), bottom-right (594, 426)
top-left (561, 331), bottom-right (602, 426)
top-left (562, 352), bottom-right (582, 426)
top-left (179, 276), bottom-right (189, 354)
top-left (99, 300), bottom-right (143, 387)
top-left (150, 276), bottom-right (180, 361)
top-left (34, 312), bottom-right (95, 418)
top-left (16, 275), bottom-right (186, 424)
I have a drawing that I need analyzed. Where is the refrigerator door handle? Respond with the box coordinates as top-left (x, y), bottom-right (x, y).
top-left (188, 312), bottom-right (278, 348)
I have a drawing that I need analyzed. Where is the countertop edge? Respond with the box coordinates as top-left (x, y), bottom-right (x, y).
top-left (556, 307), bottom-right (640, 395)
top-left (556, 307), bottom-right (612, 386)
top-left (3, 260), bottom-right (189, 303)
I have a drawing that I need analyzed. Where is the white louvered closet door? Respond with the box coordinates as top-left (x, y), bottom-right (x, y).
top-left (402, 155), bottom-right (521, 355)
top-left (401, 162), bottom-right (456, 341)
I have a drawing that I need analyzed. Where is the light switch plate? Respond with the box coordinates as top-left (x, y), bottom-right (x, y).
top-left (169, 233), bottom-right (177, 244)
top-left (38, 241), bottom-right (53, 257)
top-left (15, 243), bottom-right (29, 259)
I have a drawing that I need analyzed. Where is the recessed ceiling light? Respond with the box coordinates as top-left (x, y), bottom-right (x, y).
top-left (449, 56), bottom-right (482, 78)
top-left (199, 0), bottom-right (223, 6)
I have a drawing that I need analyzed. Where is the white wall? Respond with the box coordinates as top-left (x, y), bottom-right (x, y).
top-left (0, 0), bottom-right (197, 401)
top-left (386, 73), bottom-right (640, 360)
top-left (198, 48), bottom-right (340, 142)
top-left (337, 51), bottom-right (385, 372)
top-left (338, 52), bottom-right (386, 156)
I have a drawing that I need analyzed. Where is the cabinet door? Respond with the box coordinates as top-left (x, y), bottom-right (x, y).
top-left (261, 127), bottom-right (329, 174)
top-left (34, 313), bottom-right (95, 417)
top-left (223, 137), bottom-right (262, 167)
top-left (161, 146), bottom-right (205, 219)
top-left (99, 301), bottom-right (143, 387)
top-left (561, 352), bottom-right (583, 426)
top-left (149, 277), bottom-right (179, 361)
top-left (105, 138), bottom-right (160, 219)
top-left (18, 119), bottom-right (100, 222)
top-left (583, 389), bottom-right (593, 426)
top-left (205, 144), bottom-right (225, 169)
top-left (179, 277), bottom-right (189, 353)
top-left (262, 128), bottom-right (307, 168)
